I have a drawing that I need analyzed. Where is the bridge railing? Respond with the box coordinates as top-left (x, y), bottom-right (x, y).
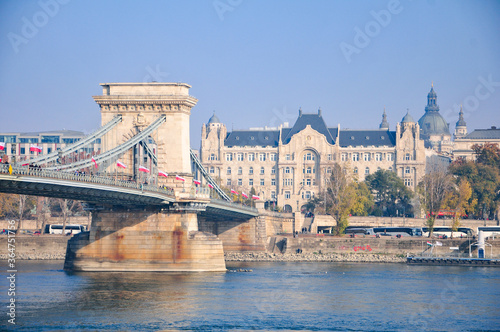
top-left (0, 164), bottom-right (175, 197)
top-left (209, 198), bottom-right (259, 213)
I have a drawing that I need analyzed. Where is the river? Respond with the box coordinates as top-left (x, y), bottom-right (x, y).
top-left (1, 260), bottom-right (499, 331)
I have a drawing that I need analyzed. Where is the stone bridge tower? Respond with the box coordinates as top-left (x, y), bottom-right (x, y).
top-left (93, 83), bottom-right (198, 185)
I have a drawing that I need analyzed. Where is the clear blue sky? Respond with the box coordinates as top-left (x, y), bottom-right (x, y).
top-left (1, 0), bottom-right (499, 149)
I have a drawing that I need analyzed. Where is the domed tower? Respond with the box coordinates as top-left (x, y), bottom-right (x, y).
top-left (201, 111), bottom-right (226, 165)
top-left (454, 106), bottom-right (467, 139)
top-left (417, 84), bottom-right (452, 153)
top-left (379, 108), bottom-right (390, 130)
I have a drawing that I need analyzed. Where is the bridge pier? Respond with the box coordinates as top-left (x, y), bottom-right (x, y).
top-left (64, 207), bottom-right (226, 272)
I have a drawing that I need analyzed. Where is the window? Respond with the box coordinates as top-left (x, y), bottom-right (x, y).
top-left (405, 153), bottom-right (411, 161)
top-left (387, 153), bottom-right (394, 161)
top-left (302, 191), bottom-right (311, 200)
top-left (364, 153), bottom-right (371, 161)
top-left (285, 154), bottom-right (291, 161)
top-left (326, 167), bottom-right (332, 174)
top-left (375, 153), bottom-right (382, 161)
top-left (365, 167), bottom-right (370, 175)
top-left (41, 136), bottom-right (59, 143)
top-left (328, 154), bottom-right (333, 161)
top-left (238, 167), bottom-right (242, 175)
top-left (341, 153), bottom-right (348, 161)
top-left (238, 178), bottom-right (242, 186)
top-left (226, 153), bottom-right (233, 161)
top-left (404, 178), bottom-right (413, 187)
top-left (405, 167), bottom-right (411, 174)
top-left (20, 138), bottom-right (38, 143)
top-left (227, 167), bottom-right (231, 175)
top-left (248, 153), bottom-right (255, 161)
top-left (388, 166), bottom-right (393, 172)
top-left (354, 167), bottom-right (358, 174)
top-left (270, 153), bottom-right (277, 161)
top-left (284, 179), bottom-right (293, 186)
top-left (237, 153), bottom-right (244, 161)
top-left (285, 167), bottom-right (290, 174)
top-left (352, 153), bottom-right (359, 161)
top-left (226, 179), bottom-right (231, 186)
top-left (20, 147), bottom-right (25, 154)
top-left (249, 178), bottom-right (253, 186)
top-left (306, 167), bottom-right (312, 174)
top-left (306, 178), bottom-right (311, 186)
top-left (210, 153), bottom-right (216, 161)
top-left (260, 179), bottom-right (265, 186)
top-left (249, 167), bottom-right (254, 175)
top-left (259, 153), bottom-right (266, 161)
top-left (285, 191), bottom-right (291, 199)
top-left (271, 167), bottom-right (276, 175)
top-left (209, 166), bottom-right (215, 174)
top-left (260, 167), bottom-right (265, 175)
top-left (271, 191), bottom-right (276, 199)
top-left (271, 178), bottom-right (276, 186)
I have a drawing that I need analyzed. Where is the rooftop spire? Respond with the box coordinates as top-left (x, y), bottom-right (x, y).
top-left (456, 105), bottom-right (467, 127)
top-left (379, 107), bottom-right (389, 129)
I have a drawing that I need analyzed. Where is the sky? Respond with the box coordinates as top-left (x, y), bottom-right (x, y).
top-left (0, 0), bottom-right (499, 149)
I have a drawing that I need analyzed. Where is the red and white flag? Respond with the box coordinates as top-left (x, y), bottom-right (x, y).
top-left (91, 157), bottom-right (98, 169)
top-left (208, 183), bottom-right (214, 189)
top-left (116, 161), bottom-right (127, 169)
top-left (22, 163), bottom-right (29, 166)
top-left (252, 195), bottom-right (261, 200)
top-left (175, 175), bottom-right (185, 181)
top-left (242, 192), bottom-right (248, 199)
top-left (194, 179), bottom-right (201, 185)
top-left (230, 189), bottom-right (238, 195)
top-left (139, 166), bottom-right (150, 173)
top-left (30, 144), bottom-right (42, 153)
top-left (0, 142), bottom-right (5, 150)
top-left (158, 170), bottom-right (168, 178)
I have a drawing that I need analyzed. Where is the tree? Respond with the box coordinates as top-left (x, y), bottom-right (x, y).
top-left (442, 179), bottom-right (475, 238)
top-left (0, 194), bottom-right (36, 230)
top-left (54, 198), bottom-right (82, 234)
top-left (324, 163), bottom-right (361, 235)
top-left (365, 170), bottom-right (414, 217)
top-left (418, 168), bottom-right (455, 237)
top-left (473, 143), bottom-right (500, 169)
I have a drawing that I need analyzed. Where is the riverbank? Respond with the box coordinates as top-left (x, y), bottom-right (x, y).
top-left (225, 251), bottom-right (407, 263)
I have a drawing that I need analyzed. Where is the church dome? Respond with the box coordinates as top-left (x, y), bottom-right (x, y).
top-left (418, 112), bottom-right (450, 135)
top-left (401, 111), bottom-right (415, 123)
top-left (208, 111), bottom-right (221, 124)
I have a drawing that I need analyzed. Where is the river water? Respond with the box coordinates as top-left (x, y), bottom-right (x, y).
top-left (1, 260), bottom-right (499, 331)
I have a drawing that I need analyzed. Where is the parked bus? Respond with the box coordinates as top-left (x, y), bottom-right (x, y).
top-left (45, 224), bottom-right (87, 235)
top-left (477, 226), bottom-right (500, 239)
top-left (422, 227), bottom-right (473, 238)
top-left (344, 227), bottom-right (375, 236)
top-left (372, 227), bottom-right (422, 237)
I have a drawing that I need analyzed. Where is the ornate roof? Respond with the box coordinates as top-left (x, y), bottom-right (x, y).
top-left (456, 107), bottom-right (467, 127)
top-left (379, 108), bottom-right (390, 129)
top-left (208, 111), bottom-right (221, 124)
top-left (401, 111), bottom-right (415, 123)
top-left (418, 85), bottom-right (450, 135)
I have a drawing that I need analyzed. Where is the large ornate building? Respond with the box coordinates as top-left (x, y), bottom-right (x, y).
top-left (200, 108), bottom-right (426, 212)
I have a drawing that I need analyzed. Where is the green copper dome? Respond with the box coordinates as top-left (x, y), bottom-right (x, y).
top-left (208, 111), bottom-right (221, 124)
top-left (418, 85), bottom-right (450, 135)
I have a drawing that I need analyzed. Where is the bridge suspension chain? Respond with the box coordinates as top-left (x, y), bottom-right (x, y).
top-left (190, 148), bottom-right (231, 201)
top-left (21, 115), bottom-right (123, 166)
top-left (47, 115), bottom-right (166, 172)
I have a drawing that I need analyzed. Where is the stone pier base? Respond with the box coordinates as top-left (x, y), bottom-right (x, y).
top-left (64, 208), bottom-right (226, 272)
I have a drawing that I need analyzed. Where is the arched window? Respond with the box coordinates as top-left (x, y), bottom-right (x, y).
top-left (365, 167), bottom-right (370, 175)
top-left (405, 153), bottom-right (411, 161)
top-left (260, 167), bottom-right (265, 175)
top-left (352, 153), bottom-right (359, 161)
top-left (285, 167), bottom-right (290, 174)
top-left (354, 167), bottom-right (358, 174)
top-left (405, 167), bottom-right (411, 174)
top-left (249, 167), bottom-right (254, 175)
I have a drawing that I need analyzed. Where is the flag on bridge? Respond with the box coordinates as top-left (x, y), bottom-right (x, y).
top-left (91, 157), bottom-right (98, 169)
top-left (427, 241), bottom-right (432, 246)
top-left (116, 161), bottom-right (127, 169)
top-left (194, 179), bottom-right (201, 185)
top-left (230, 189), bottom-right (238, 195)
top-left (158, 170), bottom-right (168, 178)
top-left (175, 175), bottom-right (185, 181)
top-left (242, 192), bottom-right (248, 199)
top-left (435, 241), bottom-right (443, 246)
top-left (0, 142), bottom-right (5, 150)
top-left (139, 166), bottom-right (150, 173)
top-left (30, 144), bottom-right (42, 153)
top-left (252, 195), bottom-right (261, 200)
top-left (208, 183), bottom-right (214, 189)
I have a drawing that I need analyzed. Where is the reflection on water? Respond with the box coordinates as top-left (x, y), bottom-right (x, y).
top-left (2, 260), bottom-right (499, 331)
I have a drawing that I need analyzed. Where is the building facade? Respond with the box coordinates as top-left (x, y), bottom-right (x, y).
top-left (200, 109), bottom-right (426, 212)
top-left (0, 130), bottom-right (99, 164)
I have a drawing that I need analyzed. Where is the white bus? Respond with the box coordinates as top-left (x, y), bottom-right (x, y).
top-left (477, 226), bottom-right (500, 239)
top-left (46, 224), bottom-right (87, 235)
top-left (422, 227), bottom-right (473, 238)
